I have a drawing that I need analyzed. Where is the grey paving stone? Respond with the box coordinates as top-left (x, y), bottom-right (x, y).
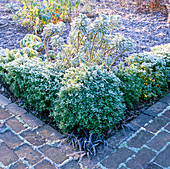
top-left (0, 142), bottom-right (18, 166)
top-left (119, 167), bottom-right (127, 169)
top-left (0, 122), bottom-right (7, 133)
top-left (144, 116), bottom-right (169, 134)
top-left (34, 159), bottom-right (56, 169)
top-left (0, 130), bottom-right (23, 149)
top-left (9, 160), bottom-right (28, 169)
top-left (14, 144), bottom-right (43, 165)
top-left (126, 113), bottom-right (153, 131)
top-left (144, 102), bottom-right (167, 117)
top-left (0, 107), bottom-right (12, 120)
top-left (159, 93), bottom-right (170, 105)
top-left (165, 123), bottom-right (170, 131)
top-left (90, 146), bottom-right (114, 163)
top-left (36, 124), bottom-right (62, 142)
top-left (80, 146), bottom-right (113, 169)
top-left (39, 145), bottom-right (68, 164)
top-left (107, 129), bottom-right (134, 148)
top-left (20, 130), bottom-right (46, 146)
top-left (20, 113), bottom-right (44, 128)
top-left (127, 130), bottom-right (153, 148)
top-left (6, 103), bottom-right (26, 116)
top-left (101, 147), bottom-right (134, 169)
top-left (0, 94), bottom-right (11, 106)
top-left (162, 110), bottom-right (170, 119)
top-left (145, 162), bottom-right (163, 169)
top-left (154, 144), bottom-right (170, 168)
top-left (147, 131), bottom-right (170, 151)
top-left (7, 117), bottom-right (26, 133)
top-left (59, 142), bottom-right (75, 155)
top-left (92, 165), bottom-right (102, 169)
top-left (61, 160), bottom-right (80, 169)
top-left (125, 147), bottom-right (156, 169)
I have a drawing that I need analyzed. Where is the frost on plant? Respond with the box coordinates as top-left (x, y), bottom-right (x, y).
top-left (42, 13), bottom-right (133, 68)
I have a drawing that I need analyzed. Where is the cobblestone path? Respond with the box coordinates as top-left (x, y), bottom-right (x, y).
top-left (0, 93), bottom-right (169, 169)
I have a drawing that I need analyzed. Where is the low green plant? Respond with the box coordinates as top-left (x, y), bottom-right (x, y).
top-left (0, 47), bottom-right (38, 65)
top-left (114, 44), bottom-right (170, 107)
top-left (5, 2), bottom-right (20, 12)
top-left (20, 34), bottom-right (43, 50)
top-left (51, 64), bottom-right (125, 135)
top-left (2, 56), bottom-right (65, 111)
top-left (0, 49), bottom-right (18, 65)
top-left (114, 66), bottom-right (142, 108)
top-left (128, 52), bottom-right (169, 96)
top-left (42, 22), bottom-right (66, 61)
top-left (151, 43), bottom-right (170, 58)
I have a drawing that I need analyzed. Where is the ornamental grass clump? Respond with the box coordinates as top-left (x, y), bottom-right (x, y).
top-left (51, 64), bottom-right (125, 135)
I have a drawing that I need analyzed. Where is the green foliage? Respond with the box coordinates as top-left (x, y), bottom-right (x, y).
top-left (1, 57), bottom-right (64, 111)
top-left (0, 7), bottom-right (169, 138)
top-left (13, 0), bottom-right (80, 33)
top-left (128, 52), bottom-right (169, 97)
top-left (0, 49), bottom-right (18, 65)
top-left (20, 34), bottom-right (43, 50)
top-left (51, 64), bottom-right (125, 135)
top-left (114, 44), bottom-right (170, 108)
top-left (0, 48), bottom-right (38, 66)
top-left (42, 22), bottom-right (66, 61)
top-left (114, 66), bottom-right (142, 108)
top-left (151, 43), bottom-right (170, 58)
top-left (43, 13), bottom-right (133, 67)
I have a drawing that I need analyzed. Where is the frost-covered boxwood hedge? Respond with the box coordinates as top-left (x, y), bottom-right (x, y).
top-left (115, 44), bottom-right (169, 108)
top-left (0, 43), bottom-right (169, 135)
top-left (51, 64), bottom-right (125, 134)
top-left (0, 51), bottom-right (64, 112)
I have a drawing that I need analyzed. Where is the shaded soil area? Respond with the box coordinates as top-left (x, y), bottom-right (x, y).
top-left (0, 1), bottom-right (31, 49)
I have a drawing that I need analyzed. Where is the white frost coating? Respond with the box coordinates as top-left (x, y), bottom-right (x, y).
top-left (158, 105), bottom-right (170, 116)
top-left (97, 163), bottom-right (108, 169)
top-left (57, 157), bottom-right (73, 168)
top-left (149, 142), bottom-right (170, 163)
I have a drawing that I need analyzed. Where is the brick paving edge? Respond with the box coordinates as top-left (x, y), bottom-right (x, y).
top-left (0, 93), bottom-right (169, 169)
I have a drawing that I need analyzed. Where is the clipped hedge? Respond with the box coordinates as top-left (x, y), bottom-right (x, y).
top-left (115, 43), bottom-right (170, 108)
top-left (1, 56), bottom-right (64, 111)
top-left (51, 64), bottom-right (125, 135)
top-left (114, 66), bottom-right (142, 108)
top-left (151, 43), bottom-right (170, 58)
top-left (0, 43), bottom-right (169, 135)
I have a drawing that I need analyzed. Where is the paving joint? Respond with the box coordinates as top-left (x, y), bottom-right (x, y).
top-left (0, 93), bottom-right (169, 168)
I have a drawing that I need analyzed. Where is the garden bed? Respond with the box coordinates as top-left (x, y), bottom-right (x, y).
top-left (0, 0), bottom-right (170, 158)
